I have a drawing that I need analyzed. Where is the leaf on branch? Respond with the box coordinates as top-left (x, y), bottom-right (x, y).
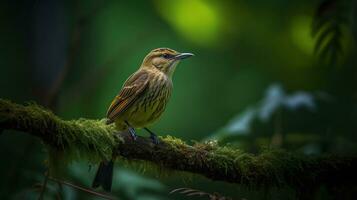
top-left (312, 0), bottom-right (351, 66)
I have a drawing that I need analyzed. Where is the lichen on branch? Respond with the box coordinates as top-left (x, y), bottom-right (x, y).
top-left (0, 98), bottom-right (357, 192)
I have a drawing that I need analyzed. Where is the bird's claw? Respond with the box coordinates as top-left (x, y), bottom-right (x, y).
top-left (128, 127), bottom-right (137, 141)
top-left (150, 133), bottom-right (159, 145)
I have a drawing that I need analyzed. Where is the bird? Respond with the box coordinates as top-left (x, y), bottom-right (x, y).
top-left (92, 47), bottom-right (194, 192)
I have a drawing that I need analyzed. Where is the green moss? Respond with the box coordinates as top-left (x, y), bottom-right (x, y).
top-left (161, 135), bottom-right (187, 147)
top-left (0, 99), bottom-right (120, 163)
top-left (1, 99), bottom-right (357, 192)
top-left (58, 118), bottom-right (120, 162)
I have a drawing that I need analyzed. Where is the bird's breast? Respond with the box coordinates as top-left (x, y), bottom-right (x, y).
top-left (125, 74), bottom-right (172, 128)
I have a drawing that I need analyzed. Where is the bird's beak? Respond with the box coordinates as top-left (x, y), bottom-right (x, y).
top-left (174, 53), bottom-right (194, 60)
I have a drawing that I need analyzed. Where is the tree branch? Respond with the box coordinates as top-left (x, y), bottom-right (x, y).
top-left (1, 99), bottom-right (357, 191)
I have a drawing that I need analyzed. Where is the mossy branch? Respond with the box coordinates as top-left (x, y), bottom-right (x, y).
top-left (1, 99), bottom-right (357, 190)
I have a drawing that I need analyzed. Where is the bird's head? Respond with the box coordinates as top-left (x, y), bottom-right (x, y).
top-left (141, 48), bottom-right (194, 77)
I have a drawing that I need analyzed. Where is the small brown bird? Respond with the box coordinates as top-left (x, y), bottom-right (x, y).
top-left (92, 48), bottom-right (193, 191)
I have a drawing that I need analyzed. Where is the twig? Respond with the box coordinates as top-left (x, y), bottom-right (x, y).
top-left (48, 177), bottom-right (117, 200)
top-left (38, 170), bottom-right (49, 200)
top-left (56, 182), bottom-right (63, 200)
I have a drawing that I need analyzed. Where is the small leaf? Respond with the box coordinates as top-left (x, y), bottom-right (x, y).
top-left (314, 24), bottom-right (336, 54)
top-left (311, 0), bottom-right (351, 66)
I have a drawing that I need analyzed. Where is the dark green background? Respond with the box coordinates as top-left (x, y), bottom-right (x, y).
top-left (1, 0), bottom-right (356, 199)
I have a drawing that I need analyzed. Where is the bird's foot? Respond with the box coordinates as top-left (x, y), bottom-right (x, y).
top-left (128, 126), bottom-right (137, 141)
top-left (144, 127), bottom-right (159, 144)
top-left (150, 133), bottom-right (159, 145)
top-left (125, 121), bottom-right (137, 141)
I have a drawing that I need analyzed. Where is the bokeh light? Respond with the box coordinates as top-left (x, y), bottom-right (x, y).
top-left (155, 0), bottom-right (222, 46)
top-left (290, 15), bottom-right (315, 55)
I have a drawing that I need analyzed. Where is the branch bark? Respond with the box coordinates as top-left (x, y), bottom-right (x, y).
top-left (1, 99), bottom-right (357, 191)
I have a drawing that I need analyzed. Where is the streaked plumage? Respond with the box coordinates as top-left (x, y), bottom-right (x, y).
top-left (93, 47), bottom-right (193, 192)
top-left (106, 69), bottom-right (172, 130)
top-left (104, 47), bottom-right (192, 131)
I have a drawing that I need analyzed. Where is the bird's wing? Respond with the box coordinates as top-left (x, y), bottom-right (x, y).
top-left (106, 71), bottom-right (149, 123)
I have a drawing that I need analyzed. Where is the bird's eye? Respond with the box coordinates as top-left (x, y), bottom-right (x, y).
top-left (162, 54), bottom-right (172, 59)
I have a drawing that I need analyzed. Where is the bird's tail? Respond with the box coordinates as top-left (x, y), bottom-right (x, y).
top-left (92, 160), bottom-right (114, 192)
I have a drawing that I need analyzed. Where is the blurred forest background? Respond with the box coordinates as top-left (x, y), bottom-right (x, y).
top-left (0, 0), bottom-right (357, 199)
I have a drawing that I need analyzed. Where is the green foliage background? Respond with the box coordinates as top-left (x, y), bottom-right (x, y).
top-left (0, 0), bottom-right (356, 199)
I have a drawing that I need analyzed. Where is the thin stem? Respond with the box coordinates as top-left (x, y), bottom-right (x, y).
top-left (48, 177), bottom-right (117, 200)
top-left (38, 170), bottom-right (49, 200)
